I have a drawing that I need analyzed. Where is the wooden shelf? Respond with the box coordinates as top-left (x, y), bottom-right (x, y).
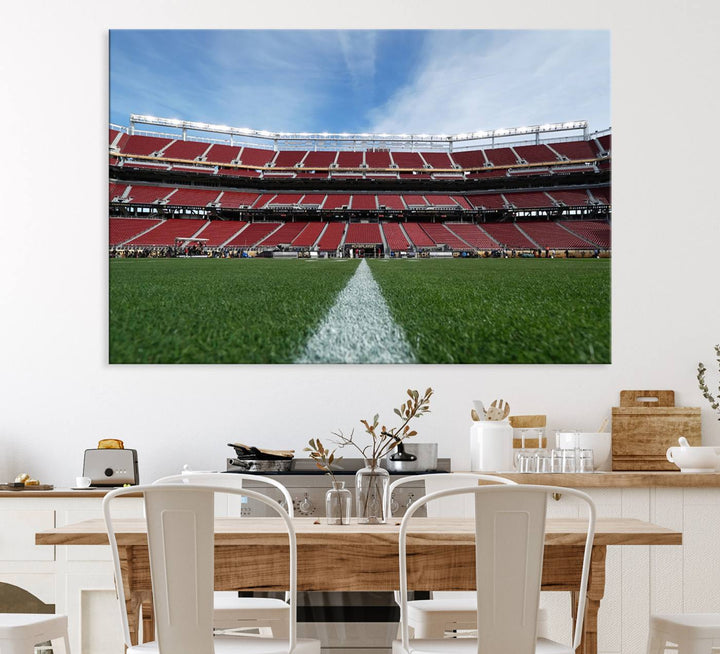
top-left (458, 471), bottom-right (720, 487)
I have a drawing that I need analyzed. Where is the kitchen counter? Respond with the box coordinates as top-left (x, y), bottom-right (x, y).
top-left (458, 471), bottom-right (720, 487)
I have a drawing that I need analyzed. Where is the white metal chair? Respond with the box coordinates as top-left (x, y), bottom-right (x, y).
top-left (393, 484), bottom-right (596, 654)
top-left (0, 613), bottom-right (70, 654)
top-left (103, 483), bottom-right (320, 654)
top-left (386, 473), bottom-right (519, 639)
top-left (153, 472), bottom-right (292, 638)
top-left (647, 613), bottom-right (720, 653)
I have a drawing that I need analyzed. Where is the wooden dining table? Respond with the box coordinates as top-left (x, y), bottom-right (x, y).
top-left (36, 516), bottom-right (681, 654)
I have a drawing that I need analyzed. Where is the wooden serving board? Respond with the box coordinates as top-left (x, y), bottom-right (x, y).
top-left (0, 484), bottom-right (54, 491)
top-left (612, 390), bottom-right (701, 470)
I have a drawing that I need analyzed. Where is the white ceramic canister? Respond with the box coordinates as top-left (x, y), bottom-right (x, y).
top-left (469, 420), bottom-right (514, 471)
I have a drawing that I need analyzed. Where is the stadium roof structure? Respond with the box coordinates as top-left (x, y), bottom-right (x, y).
top-left (126, 114), bottom-right (591, 151)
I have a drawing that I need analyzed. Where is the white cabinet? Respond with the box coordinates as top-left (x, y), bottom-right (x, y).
top-left (0, 494), bottom-right (142, 654)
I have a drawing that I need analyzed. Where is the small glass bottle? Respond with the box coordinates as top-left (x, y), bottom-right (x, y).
top-left (325, 480), bottom-right (352, 525)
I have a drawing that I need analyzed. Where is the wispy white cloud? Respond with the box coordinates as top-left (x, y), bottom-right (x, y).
top-left (367, 30), bottom-right (610, 135)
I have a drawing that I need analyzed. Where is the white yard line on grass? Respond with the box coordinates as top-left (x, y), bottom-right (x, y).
top-left (296, 259), bottom-right (416, 364)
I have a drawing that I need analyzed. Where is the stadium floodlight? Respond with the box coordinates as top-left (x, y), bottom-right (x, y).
top-left (127, 114), bottom-right (589, 149)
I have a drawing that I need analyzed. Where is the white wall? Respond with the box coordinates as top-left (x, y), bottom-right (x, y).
top-left (0, 0), bottom-right (718, 486)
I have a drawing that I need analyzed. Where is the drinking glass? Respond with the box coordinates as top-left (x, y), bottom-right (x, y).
top-left (535, 450), bottom-right (551, 473)
top-left (578, 449), bottom-right (595, 473)
top-left (517, 451), bottom-right (536, 473)
top-left (561, 449), bottom-right (577, 473)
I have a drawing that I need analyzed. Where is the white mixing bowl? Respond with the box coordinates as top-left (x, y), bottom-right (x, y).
top-left (555, 432), bottom-right (612, 471)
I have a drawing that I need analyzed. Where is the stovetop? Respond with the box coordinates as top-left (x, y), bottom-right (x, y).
top-left (225, 457), bottom-right (451, 475)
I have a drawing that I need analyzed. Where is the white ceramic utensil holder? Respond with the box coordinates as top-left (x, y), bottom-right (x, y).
top-left (470, 420), bottom-right (514, 471)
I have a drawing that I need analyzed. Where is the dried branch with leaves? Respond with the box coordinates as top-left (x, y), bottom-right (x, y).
top-left (331, 387), bottom-right (434, 467)
top-left (698, 344), bottom-right (720, 420)
top-left (304, 438), bottom-right (343, 482)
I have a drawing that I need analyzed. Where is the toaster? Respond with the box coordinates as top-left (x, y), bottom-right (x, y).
top-left (82, 449), bottom-right (139, 486)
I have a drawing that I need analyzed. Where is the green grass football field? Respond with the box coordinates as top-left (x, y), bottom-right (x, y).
top-left (109, 257), bottom-right (610, 364)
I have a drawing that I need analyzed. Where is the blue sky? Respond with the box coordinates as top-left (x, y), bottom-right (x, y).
top-left (110, 30), bottom-right (610, 137)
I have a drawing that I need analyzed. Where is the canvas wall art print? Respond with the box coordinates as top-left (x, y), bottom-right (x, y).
top-left (109, 29), bottom-right (610, 364)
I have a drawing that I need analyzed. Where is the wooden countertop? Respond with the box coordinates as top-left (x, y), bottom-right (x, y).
top-left (459, 471), bottom-right (720, 487)
top-left (3, 471), bottom-right (720, 497)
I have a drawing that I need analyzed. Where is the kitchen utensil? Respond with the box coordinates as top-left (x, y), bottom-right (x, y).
top-left (384, 443), bottom-right (438, 472)
top-left (486, 399), bottom-right (510, 421)
top-left (612, 389), bottom-right (701, 470)
top-left (227, 443), bottom-right (294, 460)
top-left (227, 458), bottom-right (293, 472)
top-left (666, 445), bottom-right (720, 472)
top-left (597, 417), bottom-right (609, 433)
top-left (83, 448), bottom-right (139, 486)
top-left (471, 409), bottom-right (481, 421)
top-left (472, 400), bottom-right (486, 418)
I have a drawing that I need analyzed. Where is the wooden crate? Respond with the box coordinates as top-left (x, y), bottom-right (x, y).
top-left (611, 390), bottom-right (701, 470)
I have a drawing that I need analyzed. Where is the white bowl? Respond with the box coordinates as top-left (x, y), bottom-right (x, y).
top-left (666, 446), bottom-right (720, 472)
top-left (555, 432), bottom-right (612, 471)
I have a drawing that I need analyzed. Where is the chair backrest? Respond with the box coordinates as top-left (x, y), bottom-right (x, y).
top-left (153, 471), bottom-right (295, 517)
top-left (103, 484), bottom-right (297, 654)
top-left (385, 472), bottom-right (516, 519)
top-left (396, 484), bottom-right (595, 654)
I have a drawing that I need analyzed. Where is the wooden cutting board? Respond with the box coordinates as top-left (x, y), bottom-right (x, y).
top-left (611, 390), bottom-right (701, 470)
top-left (0, 484), bottom-right (54, 491)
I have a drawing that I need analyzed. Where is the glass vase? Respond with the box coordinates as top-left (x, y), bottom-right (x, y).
top-left (355, 465), bottom-right (390, 524)
top-left (325, 481), bottom-right (352, 525)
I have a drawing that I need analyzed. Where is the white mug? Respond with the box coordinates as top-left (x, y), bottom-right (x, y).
top-left (75, 476), bottom-right (92, 488)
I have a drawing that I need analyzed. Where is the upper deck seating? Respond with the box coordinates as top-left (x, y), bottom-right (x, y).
top-left (466, 194), bottom-right (507, 210)
top-left (292, 222), bottom-right (326, 247)
top-left (596, 134), bottom-right (611, 154)
top-left (109, 218), bottom-right (161, 246)
top-left (450, 196), bottom-right (473, 210)
top-left (336, 151), bottom-right (364, 167)
top-left (512, 144), bottom-right (558, 164)
top-left (391, 151), bottom-right (425, 168)
top-left (590, 187), bottom-right (610, 204)
top-left (238, 147), bottom-right (275, 167)
top-left (403, 223), bottom-right (435, 248)
top-left (424, 195), bottom-right (462, 209)
top-left (126, 218), bottom-right (207, 246)
top-left (504, 192), bottom-right (554, 209)
top-left (420, 152), bottom-right (455, 168)
top-left (165, 188), bottom-right (221, 207)
top-left (119, 134), bottom-right (172, 156)
top-left (126, 185), bottom-right (175, 204)
top-left (376, 195), bottom-right (406, 211)
top-left (109, 183), bottom-right (129, 201)
top-left (317, 222), bottom-right (345, 250)
top-left (225, 222), bottom-right (281, 248)
top-left (197, 221), bottom-right (248, 246)
top-left (162, 140), bottom-right (210, 160)
top-left (303, 151), bottom-right (337, 168)
top-left (365, 151), bottom-right (392, 168)
top-left (420, 223), bottom-right (469, 249)
top-left (382, 223), bottom-right (410, 251)
top-left (549, 140), bottom-right (597, 161)
top-left (252, 194), bottom-right (277, 210)
top-left (268, 194), bottom-right (303, 207)
top-left (450, 149), bottom-right (486, 168)
top-left (299, 194), bottom-right (327, 207)
top-left (447, 223), bottom-right (499, 248)
top-left (259, 222), bottom-right (309, 246)
top-left (345, 223), bottom-right (382, 244)
top-left (519, 221), bottom-right (595, 249)
top-left (273, 151), bottom-right (307, 168)
top-left (481, 223), bottom-right (537, 249)
top-left (350, 195), bottom-right (378, 210)
top-left (548, 190), bottom-right (592, 206)
top-left (484, 146), bottom-right (521, 166)
top-left (402, 195), bottom-right (429, 208)
top-left (216, 192), bottom-right (261, 208)
top-left (205, 143), bottom-right (242, 164)
top-left (560, 220), bottom-right (610, 248)
top-left (321, 195), bottom-right (351, 210)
